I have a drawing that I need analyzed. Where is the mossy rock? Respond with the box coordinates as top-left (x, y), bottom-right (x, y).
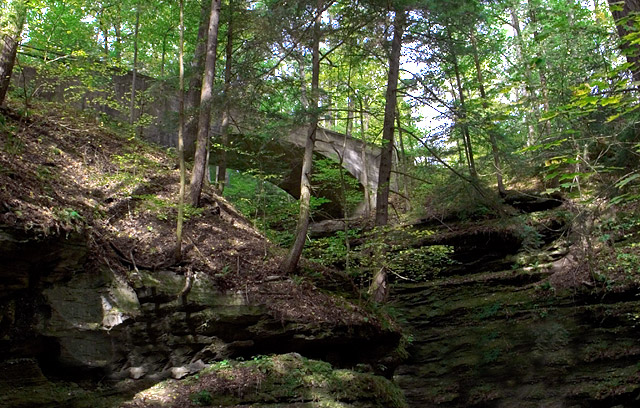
top-left (122, 353), bottom-right (408, 408)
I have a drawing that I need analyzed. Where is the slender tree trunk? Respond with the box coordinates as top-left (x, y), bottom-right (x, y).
top-left (375, 8), bottom-right (405, 227)
top-left (359, 97), bottom-right (372, 216)
top-left (189, 0), bottom-right (221, 207)
top-left (130, 4), bottom-right (140, 125)
top-left (340, 67), bottom-right (355, 269)
top-left (470, 31), bottom-right (505, 195)
top-left (99, 10), bottom-right (109, 56)
top-left (341, 87), bottom-right (354, 270)
top-left (176, 0), bottom-right (186, 261)
top-left (216, 1), bottom-right (234, 193)
top-left (298, 52), bottom-right (309, 108)
top-left (448, 29), bottom-right (477, 180)
top-left (281, 0), bottom-right (323, 275)
top-left (370, 7), bottom-right (405, 304)
top-left (161, 27), bottom-right (172, 78)
top-left (395, 107), bottom-right (411, 210)
top-left (607, 0), bottom-right (640, 82)
top-left (527, 0), bottom-right (552, 135)
top-left (456, 139), bottom-right (465, 164)
top-left (0, 1), bottom-right (26, 107)
top-left (114, 19), bottom-right (122, 63)
top-left (185, 0), bottom-right (213, 158)
top-left (510, 6), bottom-right (538, 146)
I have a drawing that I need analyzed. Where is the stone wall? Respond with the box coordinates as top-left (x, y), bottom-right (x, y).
top-left (14, 66), bottom-right (179, 148)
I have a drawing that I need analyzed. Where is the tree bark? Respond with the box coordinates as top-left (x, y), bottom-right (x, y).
top-left (130, 4), bottom-right (140, 125)
top-left (176, 0), bottom-right (186, 261)
top-left (370, 7), bottom-right (405, 304)
top-left (0, 1), bottom-right (26, 107)
top-left (359, 97), bottom-right (372, 216)
top-left (527, 0), bottom-right (552, 135)
top-left (510, 5), bottom-right (538, 146)
top-left (448, 28), bottom-right (477, 180)
top-left (470, 30), bottom-right (505, 195)
top-left (114, 18), bottom-right (122, 63)
top-left (280, 0), bottom-right (323, 275)
top-left (607, 0), bottom-right (640, 82)
top-left (375, 8), bottom-right (405, 227)
top-left (184, 0), bottom-right (213, 158)
top-left (216, 0), bottom-right (234, 193)
top-left (189, 0), bottom-right (221, 207)
top-left (396, 107), bottom-right (411, 211)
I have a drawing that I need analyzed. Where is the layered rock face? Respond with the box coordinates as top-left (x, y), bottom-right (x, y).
top-left (0, 226), bottom-right (399, 407)
top-left (391, 233), bottom-right (640, 407)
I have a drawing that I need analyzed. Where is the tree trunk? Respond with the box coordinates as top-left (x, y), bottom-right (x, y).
top-left (129, 4), bottom-right (140, 125)
top-left (607, 0), bottom-right (640, 82)
top-left (216, 1), bottom-right (234, 193)
top-left (184, 0), bottom-right (213, 159)
top-left (510, 6), bottom-right (539, 146)
top-left (0, 1), bottom-right (26, 107)
top-left (448, 29), bottom-right (477, 180)
top-left (114, 18), bottom-right (122, 63)
top-left (370, 7), bottom-right (405, 304)
top-left (527, 0), bottom-right (552, 135)
top-left (161, 26), bottom-right (173, 78)
top-left (189, 0), bottom-right (221, 207)
top-left (359, 97), bottom-right (372, 216)
top-left (176, 0), bottom-right (186, 261)
top-left (375, 8), bottom-right (405, 227)
top-left (298, 51), bottom-right (309, 108)
top-left (341, 77), bottom-right (354, 269)
top-left (280, 0), bottom-right (323, 275)
top-left (470, 30), bottom-right (505, 195)
top-left (99, 9), bottom-right (109, 56)
top-left (395, 107), bottom-right (411, 211)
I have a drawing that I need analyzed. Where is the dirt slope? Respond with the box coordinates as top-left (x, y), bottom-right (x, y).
top-left (0, 102), bottom-right (374, 326)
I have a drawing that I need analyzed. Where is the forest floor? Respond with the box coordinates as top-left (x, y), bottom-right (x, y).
top-left (0, 101), bottom-right (372, 326)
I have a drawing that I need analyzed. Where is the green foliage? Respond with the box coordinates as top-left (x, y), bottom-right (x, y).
top-left (475, 302), bottom-right (502, 320)
top-left (387, 245), bottom-right (457, 281)
top-left (3, 132), bottom-right (23, 154)
top-left (610, 248), bottom-right (640, 277)
top-left (192, 354), bottom-right (408, 408)
top-left (313, 158), bottom-right (363, 215)
top-left (304, 229), bottom-right (358, 268)
top-left (518, 224), bottom-right (544, 251)
top-left (133, 194), bottom-right (202, 222)
top-left (189, 390), bottom-right (213, 406)
top-left (223, 170), bottom-right (298, 246)
top-left (53, 207), bottom-right (85, 231)
top-left (305, 224), bottom-right (457, 285)
top-left (420, 175), bottom-right (498, 221)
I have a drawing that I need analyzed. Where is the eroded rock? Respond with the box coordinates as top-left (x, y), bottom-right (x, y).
top-left (1, 225), bottom-right (401, 407)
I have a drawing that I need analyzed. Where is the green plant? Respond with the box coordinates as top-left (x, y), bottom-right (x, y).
top-left (36, 165), bottom-right (54, 181)
top-left (519, 224), bottom-right (544, 251)
top-left (223, 170), bottom-right (298, 246)
top-left (2, 131), bottom-right (23, 154)
top-left (190, 390), bottom-right (213, 406)
top-left (387, 245), bottom-right (457, 282)
top-left (53, 207), bottom-right (85, 231)
top-left (475, 302), bottom-right (502, 320)
top-left (537, 280), bottom-right (555, 292)
top-left (303, 229), bottom-right (359, 268)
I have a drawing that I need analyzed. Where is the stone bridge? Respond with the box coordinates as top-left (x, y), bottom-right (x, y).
top-left (14, 66), bottom-right (384, 216)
